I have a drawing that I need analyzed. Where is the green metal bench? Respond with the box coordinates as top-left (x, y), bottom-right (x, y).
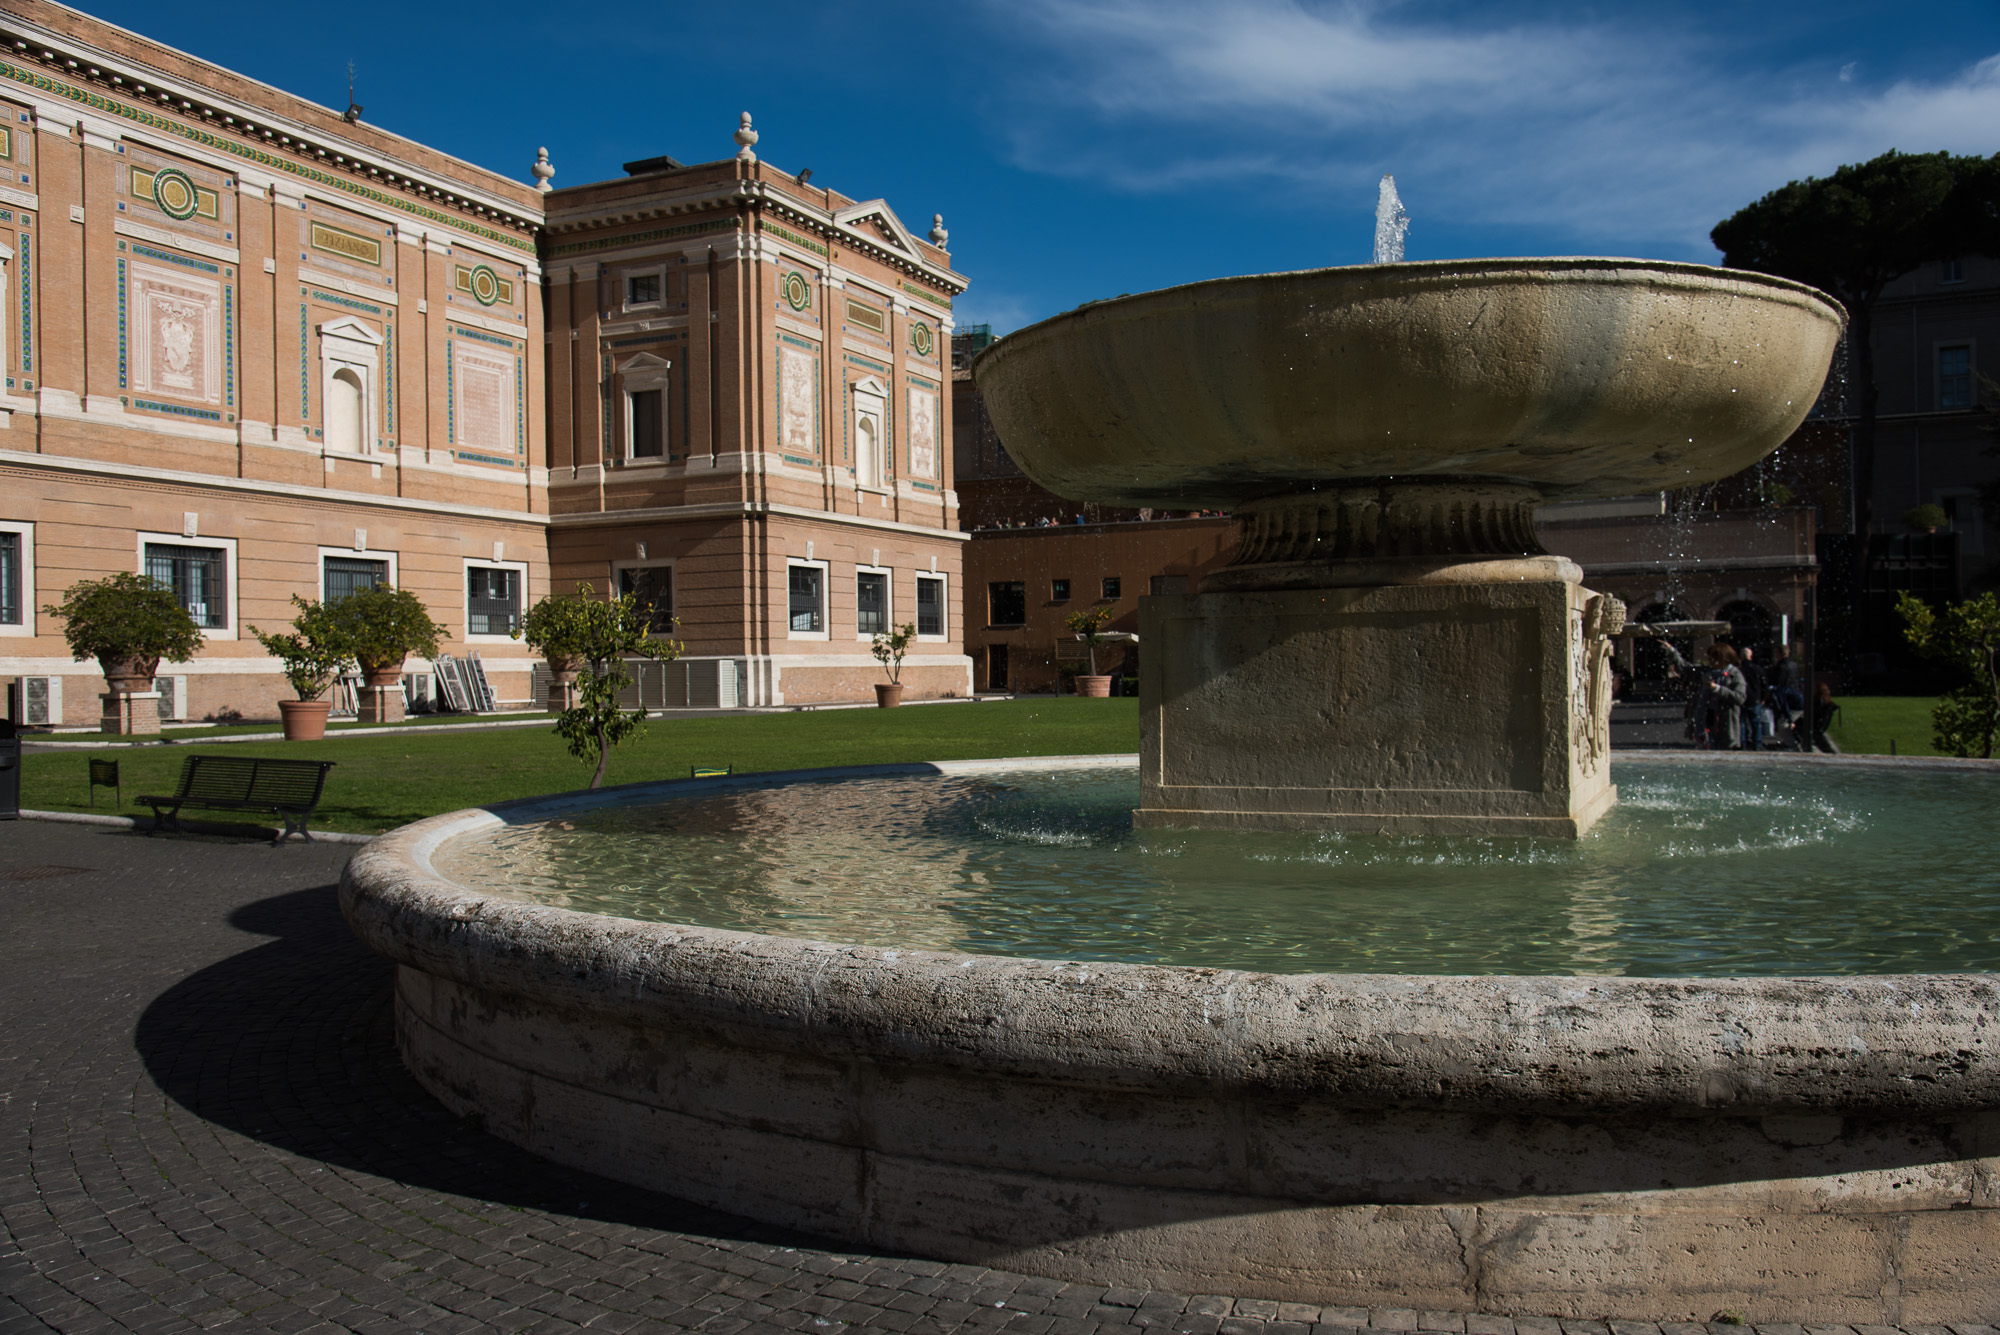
top-left (139, 755), bottom-right (338, 843)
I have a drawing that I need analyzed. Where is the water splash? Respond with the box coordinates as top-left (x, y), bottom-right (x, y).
top-left (1373, 174), bottom-right (1409, 264)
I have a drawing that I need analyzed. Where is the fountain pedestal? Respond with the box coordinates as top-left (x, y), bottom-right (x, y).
top-left (1137, 485), bottom-right (1621, 837)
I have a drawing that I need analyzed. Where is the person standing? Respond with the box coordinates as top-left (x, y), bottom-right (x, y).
top-left (1702, 644), bottom-right (1748, 749)
top-left (1795, 681), bottom-right (1841, 754)
top-left (1773, 646), bottom-right (1806, 722)
top-left (1738, 646), bottom-right (1769, 750)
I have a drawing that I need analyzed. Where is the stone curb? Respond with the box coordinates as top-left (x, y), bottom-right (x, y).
top-left (17, 807), bottom-right (376, 844)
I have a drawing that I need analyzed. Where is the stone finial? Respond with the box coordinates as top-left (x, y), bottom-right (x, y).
top-left (929, 213), bottom-right (949, 248)
top-left (733, 112), bottom-right (758, 164)
top-left (531, 147), bottom-right (555, 194)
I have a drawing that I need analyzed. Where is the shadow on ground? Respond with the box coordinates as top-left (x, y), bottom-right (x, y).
top-left (132, 879), bottom-right (814, 1245)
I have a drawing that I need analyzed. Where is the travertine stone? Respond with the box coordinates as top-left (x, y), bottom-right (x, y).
top-left (1137, 579), bottom-right (1617, 837)
top-left (339, 771), bottom-right (2000, 1325)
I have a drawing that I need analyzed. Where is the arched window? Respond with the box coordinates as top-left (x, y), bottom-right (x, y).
top-left (327, 368), bottom-right (365, 453)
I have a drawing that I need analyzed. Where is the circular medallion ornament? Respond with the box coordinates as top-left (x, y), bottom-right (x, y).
top-left (468, 265), bottom-right (501, 306)
top-left (151, 168), bottom-right (199, 220)
top-left (782, 271), bottom-right (811, 312)
top-left (910, 322), bottom-right (935, 357)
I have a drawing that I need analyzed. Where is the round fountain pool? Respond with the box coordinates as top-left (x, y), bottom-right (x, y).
top-left (341, 755), bottom-right (2000, 1325)
top-left (432, 759), bottom-right (2000, 978)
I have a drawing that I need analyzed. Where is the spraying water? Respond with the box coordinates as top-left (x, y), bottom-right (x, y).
top-left (1373, 174), bottom-right (1409, 264)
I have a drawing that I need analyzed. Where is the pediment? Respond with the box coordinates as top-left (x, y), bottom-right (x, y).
top-left (619, 352), bottom-right (673, 372)
top-left (316, 315), bottom-right (383, 345)
top-left (834, 200), bottom-right (916, 254)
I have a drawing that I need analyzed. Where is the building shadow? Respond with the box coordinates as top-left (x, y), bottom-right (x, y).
top-left (133, 881), bottom-right (819, 1245)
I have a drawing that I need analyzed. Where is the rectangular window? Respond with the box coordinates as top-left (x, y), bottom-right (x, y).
top-left (630, 388), bottom-right (664, 457)
top-left (0, 530), bottom-right (17, 624)
top-left (144, 543), bottom-right (227, 629)
top-left (467, 566), bottom-right (521, 636)
top-left (1101, 576), bottom-right (1122, 601)
top-left (619, 566), bottom-right (676, 634)
top-left (628, 274), bottom-right (661, 305)
top-left (324, 556), bottom-right (388, 603)
top-left (789, 564), bottom-right (824, 633)
top-left (856, 571), bottom-right (888, 636)
top-left (989, 581), bottom-right (1026, 627)
top-left (1940, 345), bottom-right (1974, 409)
top-left (1051, 578), bottom-right (1070, 601)
top-left (1942, 258), bottom-right (1966, 284)
top-left (916, 575), bottom-right (945, 637)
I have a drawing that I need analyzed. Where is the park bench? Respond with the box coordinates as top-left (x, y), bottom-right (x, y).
top-left (140, 755), bottom-right (337, 844)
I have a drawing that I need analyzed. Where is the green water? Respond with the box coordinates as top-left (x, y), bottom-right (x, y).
top-left (436, 762), bottom-right (2000, 976)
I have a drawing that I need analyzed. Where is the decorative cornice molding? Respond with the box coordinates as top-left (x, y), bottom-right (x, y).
top-left (0, 35), bottom-right (541, 251)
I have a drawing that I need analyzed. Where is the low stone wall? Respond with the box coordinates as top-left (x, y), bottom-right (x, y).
top-left (340, 762), bottom-right (2000, 1324)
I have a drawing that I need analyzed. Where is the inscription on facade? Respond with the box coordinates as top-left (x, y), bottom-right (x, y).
top-left (309, 222), bottom-right (381, 266)
top-left (452, 342), bottom-right (517, 453)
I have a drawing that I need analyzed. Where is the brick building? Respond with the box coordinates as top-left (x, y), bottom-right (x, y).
top-left (0, 1), bottom-right (968, 724)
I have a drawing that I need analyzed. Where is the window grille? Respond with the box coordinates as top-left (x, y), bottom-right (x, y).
top-left (467, 567), bottom-right (520, 636)
top-left (916, 576), bottom-right (944, 636)
top-left (1101, 576), bottom-right (1122, 601)
top-left (620, 566), bottom-right (676, 634)
top-left (1051, 578), bottom-right (1070, 601)
top-left (789, 565), bottom-right (823, 633)
top-left (324, 556), bottom-right (388, 603)
top-left (144, 543), bottom-right (227, 628)
top-left (856, 571), bottom-right (888, 635)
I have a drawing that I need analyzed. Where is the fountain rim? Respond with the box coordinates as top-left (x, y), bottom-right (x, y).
top-left (969, 256), bottom-right (1848, 379)
top-left (340, 753), bottom-right (2000, 1121)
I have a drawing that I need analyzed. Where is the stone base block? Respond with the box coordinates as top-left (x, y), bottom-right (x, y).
top-left (100, 690), bottom-right (161, 735)
top-left (1138, 580), bottom-right (1616, 838)
top-left (357, 683), bottom-right (404, 724)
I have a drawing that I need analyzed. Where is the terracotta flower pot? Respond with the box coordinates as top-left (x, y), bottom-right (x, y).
top-left (99, 654), bottom-right (161, 693)
top-left (279, 699), bottom-right (333, 741)
top-left (875, 683), bottom-right (905, 708)
top-left (360, 661), bottom-right (406, 687)
top-left (1074, 674), bottom-right (1112, 697)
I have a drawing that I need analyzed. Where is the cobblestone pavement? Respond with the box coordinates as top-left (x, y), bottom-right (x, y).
top-left (0, 821), bottom-right (1973, 1335)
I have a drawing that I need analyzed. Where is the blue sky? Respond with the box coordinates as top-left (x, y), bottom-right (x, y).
top-left (76, 0), bottom-right (2000, 333)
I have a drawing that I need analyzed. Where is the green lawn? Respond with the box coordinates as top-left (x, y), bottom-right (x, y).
top-left (23, 699), bottom-right (1142, 835)
top-left (1824, 695), bottom-right (1945, 757)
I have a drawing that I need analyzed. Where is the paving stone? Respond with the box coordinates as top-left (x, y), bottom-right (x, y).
top-left (0, 821), bottom-right (1947, 1335)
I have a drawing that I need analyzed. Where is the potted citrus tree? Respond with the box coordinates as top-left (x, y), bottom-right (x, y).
top-left (1064, 605), bottom-right (1117, 697)
top-left (870, 621), bottom-right (917, 707)
top-left (516, 586), bottom-right (601, 711)
top-left (251, 596), bottom-right (355, 740)
top-left (330, 584), bottom-right (444, 684)
top-left (44, 572), bottom-right (205, 721)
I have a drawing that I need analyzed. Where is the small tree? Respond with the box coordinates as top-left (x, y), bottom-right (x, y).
top-left (330, 584), bottom-right (444, 674)
top-left (45, 571), bottom-right (205, 678)
top-left (517, 589), bottom-right (596, 672)
top-left (250, 596), bottom-right (355, 701)
top-left (543, 584), bottom-right (683, 789)
top-left (1897, 590), bottom-right (2000, 758)
top-left (1064, 604), bottom-right (1116, 674)
top-left (871, 622), bottom-right (917, 685)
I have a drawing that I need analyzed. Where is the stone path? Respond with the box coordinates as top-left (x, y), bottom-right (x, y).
top-left (0, 822), bottom-right (1969, 1335)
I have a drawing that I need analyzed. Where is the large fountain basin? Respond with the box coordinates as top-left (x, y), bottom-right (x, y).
top-left (970, 259), bottom-right (1845, 507)
top-left (341, 759), bottom-right (2000, 1324)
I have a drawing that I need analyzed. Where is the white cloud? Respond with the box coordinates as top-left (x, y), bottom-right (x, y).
top-left (989, 0), bottom-right (2000, 256)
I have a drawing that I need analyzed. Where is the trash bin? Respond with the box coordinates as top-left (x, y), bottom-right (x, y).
top-left (0, 718), bottom-right (19, 819)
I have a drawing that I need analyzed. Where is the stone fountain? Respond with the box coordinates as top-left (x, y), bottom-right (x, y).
top-left (970, 258), bottom-right (1845, 836)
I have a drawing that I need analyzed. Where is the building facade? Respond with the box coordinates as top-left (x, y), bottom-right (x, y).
top-left (0, 1), bottom-right (968, 724)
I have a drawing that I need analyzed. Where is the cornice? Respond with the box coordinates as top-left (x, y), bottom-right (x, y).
top-left (0, 18), bottom-right (542, 252)
top-left (547, 500), bottom-right (971, 542)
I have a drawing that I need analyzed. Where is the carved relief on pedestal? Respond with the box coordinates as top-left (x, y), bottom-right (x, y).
top-left (1574, 592), bottom-right (1627, 776)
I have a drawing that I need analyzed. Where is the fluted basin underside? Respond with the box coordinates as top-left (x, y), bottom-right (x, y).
top-left (970, 258), bottom-right (1845, 509)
